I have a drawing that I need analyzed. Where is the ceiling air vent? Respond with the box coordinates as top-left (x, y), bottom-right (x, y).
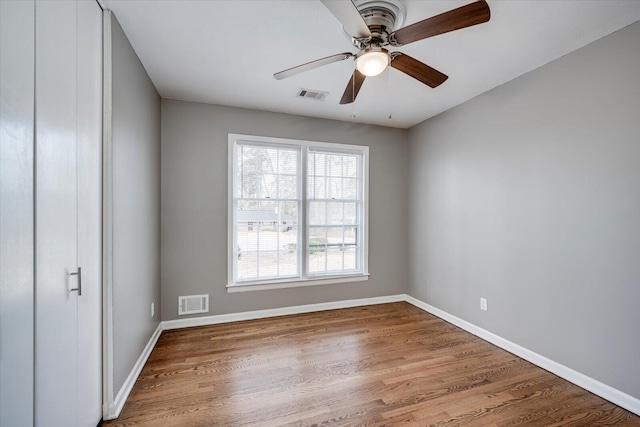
top-left (178, 294), bottom-right (209, 315)
top-left (296, 88), bottom-right (329, 101)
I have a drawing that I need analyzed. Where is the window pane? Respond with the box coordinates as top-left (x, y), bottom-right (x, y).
top-left (308, 225), bottom-right (327, 273)
top-left (309, 226), bottom-right (327, 250)
top-left (309, 201), bottom-right (326, 226)
top-left (242, 146), bottom-right (268, 174)
top-left (278, 150), bottom-right (298, 174)
top-left (307, 175), bottom-right (315, 199)
top-left (280, 201), bottom-right (298, 223)
top-left (327, 177), bottom-right (342, 199)
top-left (261, 174), bottom-right (278, 199)
top-left (343, 248), bottom-right (357, 270)
top-left (279, 175), bottom-right (297, 199)
top-left (279, 250), bottom-right (298, 276)
top-left (327, 202), bottom-right (343, 225)
top-left (344, 226), bottom-right (357, 246)
top-left (343, 156), bottom-right (358, 178)
top-left (326, 226), bottom-right (343, 247)
top-left (343, 178), bottom-right (357, 200)
top-left (236, 198), bottom-right (301, 280)
top-left (238, 251), bottom-right (257, 280)
top-left (309, 152), bottom-right (326, 176)
top-left (257, 226), bottom-right (278, 251)
top-left (238, 200), bottom-right (259, 210)
top-left (241, 173), bottom-right (260, 198)
top-left (312, 176), bottom-right (326, 199)
top-left (238, 145), bottom-right (300, 200)
top-left (326, 154), bottom-right (343, 177)
top-left (237, 200), bottom-right (259, 252)
top-left (279, 225), bottom-right (297, 253)
top-left (236, 224), bottom-right (251, 254)
top-left (258, 251), bottom-right (278, 278)
top-left (344, 203), bottom-right (357, 225)
top-left (262, 148), bottom-right (278, 174)
top-left (325, 248), bottom-right (344, 272)
top-left (308, 250), bottom-right (326, 274)
top-left (239, 202), bottom-right (273, 226)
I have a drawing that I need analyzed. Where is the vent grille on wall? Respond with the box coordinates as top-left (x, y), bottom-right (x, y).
top-left (178, 294), bottom-right (209, 315)
top-left (296, 88), bottom-right (329, 101)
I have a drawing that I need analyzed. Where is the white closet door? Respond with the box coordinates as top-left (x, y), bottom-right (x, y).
top-left (0, 1), bottom-right (35, 425)
top-left (35, 0), bottom-right (79, 425)
top-left (76, 0), bottom-right (103, 425)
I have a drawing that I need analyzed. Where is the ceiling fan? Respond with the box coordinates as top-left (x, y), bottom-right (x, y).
top-left (274, 0), bottom-right (491, 104)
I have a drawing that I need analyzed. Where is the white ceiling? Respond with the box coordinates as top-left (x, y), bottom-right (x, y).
top-left (103, 0), bottom-right (640, 129)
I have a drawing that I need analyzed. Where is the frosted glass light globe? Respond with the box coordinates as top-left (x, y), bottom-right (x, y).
top-left (356, 50), bottom-right (389, 77)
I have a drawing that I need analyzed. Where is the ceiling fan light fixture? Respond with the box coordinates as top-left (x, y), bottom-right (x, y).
top-left (356, 48), bottom-right (390, 77)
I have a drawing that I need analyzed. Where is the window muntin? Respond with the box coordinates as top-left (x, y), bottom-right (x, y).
top-left (229, 134), bottom-right (368, 289)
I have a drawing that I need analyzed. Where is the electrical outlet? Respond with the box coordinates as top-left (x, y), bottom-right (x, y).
top-left (480, 298), bottom-right (488, 311)
top-left (151, 302), bottom-right (155, 318)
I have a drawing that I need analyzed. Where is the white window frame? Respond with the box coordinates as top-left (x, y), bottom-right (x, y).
top-left (228, 133), bottom-right (369, 293)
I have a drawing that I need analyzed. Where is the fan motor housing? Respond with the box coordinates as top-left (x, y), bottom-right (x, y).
top-left (360, 7), bottom-right (396, 34)
top-left (347, 0), bottom-right (406, 47)
top-left (355, 0), bottom-right (406, 28)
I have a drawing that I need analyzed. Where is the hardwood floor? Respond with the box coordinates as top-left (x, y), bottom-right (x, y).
top-left (101, 302), bottom-right (640, 426)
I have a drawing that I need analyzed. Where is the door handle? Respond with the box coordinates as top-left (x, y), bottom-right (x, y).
top-left (70, 267), bottom-right (82, 296)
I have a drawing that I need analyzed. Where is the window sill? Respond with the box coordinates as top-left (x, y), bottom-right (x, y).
top-left (227, 273), bottom-right (370, 293)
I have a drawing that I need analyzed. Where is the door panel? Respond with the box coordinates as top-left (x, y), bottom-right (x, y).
top-left (0, 1), bottom-right (35, 425)
top-left (35, 1), bottom-right (79, 426)
top-left (76, 0), bottom-right (103, 425)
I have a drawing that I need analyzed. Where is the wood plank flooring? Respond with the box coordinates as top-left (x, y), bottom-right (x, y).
top-left (101, 302), bottom-right (640, 426)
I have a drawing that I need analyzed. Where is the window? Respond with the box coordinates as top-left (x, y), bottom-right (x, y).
top-left (228, 134), bottom-right (368, 292)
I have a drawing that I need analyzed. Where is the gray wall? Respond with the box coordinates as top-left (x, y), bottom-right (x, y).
top-left (110, 14), bottom-right (161, 393)
top-left (407, 22), bottom-right (640, 399)
top-left (0, 1), bottom-right (35, 425)
top-left (161, 100), bottom-right (408, 321)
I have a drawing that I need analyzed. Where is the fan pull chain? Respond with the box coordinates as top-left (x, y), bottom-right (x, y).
top-left (388, 67), bottom-right (392, 120)
top-left (351, 62), bottom-right (356, 119)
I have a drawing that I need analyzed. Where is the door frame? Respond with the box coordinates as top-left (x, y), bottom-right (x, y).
top-left (101, 6), bottom-right (117, 420)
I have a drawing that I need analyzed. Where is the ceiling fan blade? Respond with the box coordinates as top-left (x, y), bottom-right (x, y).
top-left (274, 52), bottom-right (353, 80)
top-left (389, 0), bottom-right (490, 46)
top-left (321, 0), bottom-right (372, 39)
top-left (390, 53), bottom-right (448, 88)
top-left (339, 70), bottom-right (366, 105)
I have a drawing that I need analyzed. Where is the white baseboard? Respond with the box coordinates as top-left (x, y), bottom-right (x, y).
top-left (105, 294), bottom-right (640, 419)
top-left (161, 294), bottom-right (405, 330)
top-left (104, 322), bottom-right (163, 420)
top-left (403, 294), bottom-right (640, 416)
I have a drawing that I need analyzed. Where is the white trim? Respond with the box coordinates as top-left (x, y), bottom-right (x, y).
top-left (403, 294), bottom-right (640, 416)
top-left (228, 133), bottom-right (370, 290)
top-left (162, 294), bottom-right (403, 330)
top-left (101, 9), bottom-right (115, 421)
top-left (227, 134), bottom-right (234, 294)
top-left (362, 145), bottom-right (369, 275)
top-left (227, 273), bottom-right (369, 293)
top-left (103, 323), bottom-right (163, 420)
